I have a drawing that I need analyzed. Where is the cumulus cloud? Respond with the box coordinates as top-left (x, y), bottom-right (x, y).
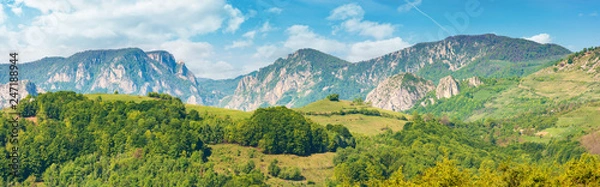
top-left (328, 3), bottom-right (395, 39)
top-left (524, 33), bottom-right (552, 44)
top-left (284, 25), bottom-right (346, 54)
top-left (397, 0), bottom-right (422, 12)
top-left (340, 19), bottom-right (395, 40)
top-left (267, 7), bottom-right (283, 14)
top-left (347, 37), bottom-right (412, 62)
top-left (253, 45), bottom-right (279, 59)
top-left (225, 22), bottom-right (274, 50)
top-left (224, 4), bottom-right (246, 33)
top-left (327, 3), bottom-right (364, 20)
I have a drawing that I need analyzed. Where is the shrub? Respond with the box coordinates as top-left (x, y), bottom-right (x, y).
top-left (327, 94), bottom-right (340, 101)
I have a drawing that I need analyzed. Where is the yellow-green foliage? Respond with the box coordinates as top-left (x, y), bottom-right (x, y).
top-left (371, 154), bottom-right (600, 187)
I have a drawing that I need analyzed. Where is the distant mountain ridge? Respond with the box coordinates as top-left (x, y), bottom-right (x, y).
top-left (0, 34), bottom-right (572, 110)
top-left (222, 34), bottom-right (570, 111)
top-left (0, 48), bottom-right (204, 104)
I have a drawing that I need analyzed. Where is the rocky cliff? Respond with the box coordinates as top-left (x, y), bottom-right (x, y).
top-left (222, 34), bottom-right (570, 111)
top-left (465, 77), bottom-right (483, 87)
top-left (436, 76), bottom-right (460, 99)
top-left (0, 48), bottom-right (203, 105)
top-left (223, 48), bottom-right (351, 110)
top-left (365, 73), bottom-right (435, 111)
top-left (0, 80), bottom-right (44, 108)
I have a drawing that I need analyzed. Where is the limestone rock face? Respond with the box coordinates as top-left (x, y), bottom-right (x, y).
top-left (0, 48), bottom-right (204, 105)
top-left (465, 76), bottom-right (483, 87)
top-left (365, 73), bottom-right (435, 111)
top-left (436, 76), bottom-right (460, 99)
top-left (222, 34), bottom-right (570, 110)
top-left (0, 80), bottom-right (45, 108)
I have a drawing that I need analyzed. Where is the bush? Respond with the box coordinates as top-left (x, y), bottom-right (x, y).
top-left (278, 167), bottom-right (303, 181)
top-left (327, 94), bottom-right (340, 102)
top-left (268, 159), bottom-right (281, 177)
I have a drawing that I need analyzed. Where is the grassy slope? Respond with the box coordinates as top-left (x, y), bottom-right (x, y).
top-left (469, 50), bottom-right (600, 146)
top-left (209, 144), bottom-right (335, 187)
top-left (85, 93), bottom-right (157, 102)
top-left (295, 99), bottom-right (409, 136)
top-left (185, 104), bottom-right (251, 121)
top-left (468, 50), bottom-right (600, 120)
top-left (79, 94), bottom-right (408, 186)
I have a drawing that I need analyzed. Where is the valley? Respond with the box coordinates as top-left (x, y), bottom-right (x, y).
top-left (1, 36), bottom-right (599, 187)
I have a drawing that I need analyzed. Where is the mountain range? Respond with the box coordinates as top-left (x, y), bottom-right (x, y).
top-left (0, 34), bottom-right (571, 111)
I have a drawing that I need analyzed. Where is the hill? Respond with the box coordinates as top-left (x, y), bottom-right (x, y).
top-left (2, 91), bottom-right (599, 186)
top-left (407, 47), bottom-right (600, 151)
top-left (222, 34), bottom-right (570, 111)
top-left (295, 99), bottom-right (410, 136)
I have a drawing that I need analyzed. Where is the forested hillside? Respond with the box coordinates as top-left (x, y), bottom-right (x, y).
top-left (2, 91), bottom-right (599, 186)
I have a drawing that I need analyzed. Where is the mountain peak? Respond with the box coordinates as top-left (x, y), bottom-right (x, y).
top-left (266, 48), bottom-right (350, 70)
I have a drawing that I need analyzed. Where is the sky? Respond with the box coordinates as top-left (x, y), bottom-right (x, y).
top-left (0, 0), bottom-right (599, 80)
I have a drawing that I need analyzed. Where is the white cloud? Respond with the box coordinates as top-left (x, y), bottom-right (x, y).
top-left (159, 39), bottom-right (214, 60)
top-left (524, 33), bottom-right (552, 44)
top-left (242, 30), bottom-right (256, 39)
top-left (341, 19), bottom-right (395, 40)
top-left (259, 21), bottom-right (274, 33)
top-left (347, 37), bottom-right (412, 62)
top-left (328, 4), bottom-right (395, 39)
top-left (327, 3), bottom-right (364, 20)
top-left (225, 40), bottom-right (252, 49)
top-left (158, 39), bottom-right (240, 79)
top-left (397, 0), bottom-right (422, 12)
top-left (267, 7), bottom-right (282, 14)
top-left (224, 4), bottom-right (246, 33)
top-left (591, 12), bottom-right (598, 17)
top-left (0, 0), bottom-right (250, 78)
top-left (253, 45), bottom-right (279, 59)
top-left (284, 25), bottom-right (346, 54)
top-left (225, 22), bottom-right (273, 50)
top-left (21, 0), bottom-right (73, 14)
top-left (0, 4), bottom-right (5, 24)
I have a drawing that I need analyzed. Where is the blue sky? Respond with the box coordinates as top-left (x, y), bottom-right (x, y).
top-left (0, 0), bottom-right (598, 79)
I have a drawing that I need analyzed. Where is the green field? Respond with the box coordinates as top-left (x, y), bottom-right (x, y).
top-left (296, 99), bottom-right (408, 119)
top-left (305, 114), bottom-right (406, 136)
top-left (295, 99), bottom-right (409, 135)
top-left (85, 93), bottom-right (158, 102)
top-left (209, 144), bottom-right (335, 187)
top-left (185, 104), bottom-right (251, 121)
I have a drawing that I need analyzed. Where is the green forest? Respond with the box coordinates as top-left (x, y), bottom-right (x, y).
top-left (1, 91), bottom-right (599, 186)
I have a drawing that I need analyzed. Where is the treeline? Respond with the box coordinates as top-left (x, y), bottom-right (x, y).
top-left (195, 106), bottom-right (355, 156)
top-left (300, 108), bottom-right (408, 120)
